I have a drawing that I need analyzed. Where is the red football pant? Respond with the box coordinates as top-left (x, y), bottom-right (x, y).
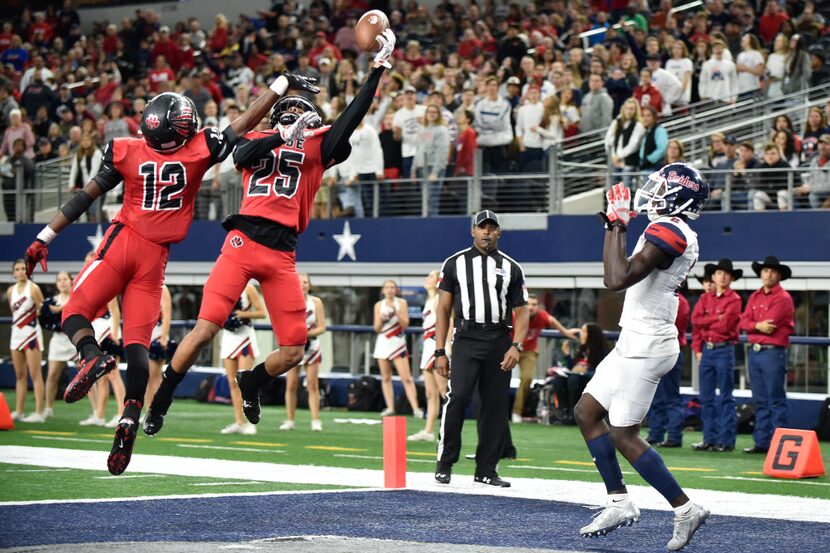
top-left (63, 223), bottom-right (168, 348)
top-left (198, 230), bottom-right (307, 347)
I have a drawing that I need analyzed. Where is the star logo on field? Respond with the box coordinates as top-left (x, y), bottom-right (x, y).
top-left (87, 224), bottom-right (104, 251)
top-left (333, 221), bottom-right (361, 261)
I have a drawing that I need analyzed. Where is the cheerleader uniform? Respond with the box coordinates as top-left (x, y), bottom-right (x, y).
top-left (10, 281), bottom-right (43, 352)
top-left (44, 294), bottom-right (76, 362)
top-left (91, 309), bottom-right (122, 358)
top-left (219, 292), bottom-right (260, 360)
top-left (420, 297), bottom-right (437, 370)
top-left (373, 297), bottom-right (408, 360)
top-left (300, 295), bottom-right (322, 366)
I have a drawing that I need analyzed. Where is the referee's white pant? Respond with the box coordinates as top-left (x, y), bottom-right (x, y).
top-left (437, 330), bottom-right (511, 477)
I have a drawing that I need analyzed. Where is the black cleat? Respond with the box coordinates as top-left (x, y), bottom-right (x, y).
top-left (107, 401), bottom-right (141, 475)
top-left (658, 440), bottom-right (682, 448)
top-left (474, 474), bottom-right (511, 487)
top-left (691, 442), bottom-right (715, 451)
top-left (143, 409), bottom-right (165, 436)
top-left (435, 462), bottom-right (452, 484)
top-left (236, 370), bottom-right (261, 424)
top-left (64, 353), bottom-right (116, 403)
top-left (743, 445), bottom-right (769, 454)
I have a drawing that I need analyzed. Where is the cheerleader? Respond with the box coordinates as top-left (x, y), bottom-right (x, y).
top-left (6, 259), bottom-right (45, 422)
top-left (43, 271), bottom-right (75, 418)
top-left (281, 274), bottom-right (326, 431)
top-left (373, 279), bottom-right (422, 418)
top-left (143, 285), bottom-right (173, 411)
top-left (219, 281), bottom-right (265, 435)
top-left (408, 270), bottom-right (447, 441)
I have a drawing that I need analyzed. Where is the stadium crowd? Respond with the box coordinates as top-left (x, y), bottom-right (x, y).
top-left (1, 0), bottom-right (830, 221)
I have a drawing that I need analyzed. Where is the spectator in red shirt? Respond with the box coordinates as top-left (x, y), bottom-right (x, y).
top-left (633, 68), bottom-right (663, 114)
top-left (457, 28), bottom-right (483, 60)
top-left (103, 24), bottom-right (119, 56)
top-left (691, 258), bottom-right (743, 453)
top-left (758, 1), bottom-right (790, 46)
top-left (209, 14), bottom-right (229, 54)
top-left (148, 55), bottom-right (175, 93)
top-left (454, 108), bottom-right (477, 177)
top-left (309, 32), bottom-right (343, 68)
top-left (0, 22), bottom-right (14, 52)
top-left (740, 256), bottom-right (794, 454)
top-left (28, 12), bottom-right (54, 44)
top-left (511, 294), bottom-right (576, 422)
top-left (692, 268), bottom-right (715, 358)
top-left (151, 26), bottom-right (182, 71)
top-left (646, 291), bottom-right (690, 448)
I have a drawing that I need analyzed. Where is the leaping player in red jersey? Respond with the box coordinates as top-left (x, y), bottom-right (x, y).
top-left (23, 74), bottom-right (320, 475)
top-left (143, 29), bottom-right (397, 435)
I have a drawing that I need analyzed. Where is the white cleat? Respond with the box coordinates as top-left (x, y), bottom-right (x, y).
top-left (279, 420), bottom-right (296, 431)
top-left (511, 412), bottom-right (523, 423)
top-left (43, 407), bottom-right (54, 419)
top-left (407, 430), bottom-right (435, 442)
top-left (10, 411), bottom-right (23, 421)
top-left (240, 423), bottom-right (257, 435)
top-left (580, 496), bottom-right (641, 538)
top-left (311, 419), bottom-right (323, 431)
top-left (220, 422), bottom-right (242, 434)
top-left (21, 412), bottom-right (46, 423)
top-left (379, 408), bottom-right (395, 417)
top-left (667, 503), bottom-right (710, 551)
top-left (79, 415), bottom-right (106, 427)
top-left (104, 415), bottom-right (121, 428)
top-left (412, 408), bottom-right (424, 419)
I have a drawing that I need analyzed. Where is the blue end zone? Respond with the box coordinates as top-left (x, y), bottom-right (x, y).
top-left (1, 490), bottom-right (827, 551)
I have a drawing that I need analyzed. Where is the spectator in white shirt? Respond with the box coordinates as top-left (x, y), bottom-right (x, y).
top-left (699, 40), bottom-right (738, 104)
top-left (392, 86), bottom-right (426, 181)
top-left (341, 119), bottom-right (385, 218)
top-left (413, 105), bottom-right (450, 215)
top-left (736, 34), bottom-right (766, 100)
top-left (534, 94), bottom-right (566, 153)
top-left (474, 76), bottom-right (513, 174)
top-left (515, 84), bottom-right (546, 173)
top-left (605, 98), bottom-right (645, 186)
top-left (665, 42), bottom-right (693, 107)
top-left (646, 53), bottom-right (683, 116)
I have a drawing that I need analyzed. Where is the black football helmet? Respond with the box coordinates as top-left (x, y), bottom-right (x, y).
top-left (141, 92), bottom-right (200, 152)
top-left (269, 95), bottom-right (323, 130)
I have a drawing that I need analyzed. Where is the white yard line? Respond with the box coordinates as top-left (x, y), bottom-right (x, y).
top-left (0, 445), bottom-right (828, 523)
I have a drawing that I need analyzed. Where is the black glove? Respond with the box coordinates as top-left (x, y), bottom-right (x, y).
top-left (286, 74), bottom-right (320, 94)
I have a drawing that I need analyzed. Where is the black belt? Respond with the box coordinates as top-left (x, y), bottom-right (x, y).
top-left (458, 320), bottom-right (507, 332)
top-left (751, 343), bottom-right (783, 352)
top-left (704, 341), bottom-right (732, 349)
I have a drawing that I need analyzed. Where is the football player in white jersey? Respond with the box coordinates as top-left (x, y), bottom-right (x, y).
top-left (574, 164), bottom-right (710, 551)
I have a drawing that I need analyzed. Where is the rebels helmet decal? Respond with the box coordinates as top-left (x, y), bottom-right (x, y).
top-left (145, 113), bottom-right (160, 129)
top-left (634, 162), bottom-right (709, 221)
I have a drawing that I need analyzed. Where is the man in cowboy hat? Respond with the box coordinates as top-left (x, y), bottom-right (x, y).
top-left (691, 266), bottom-right (715, 359)
top-left (739, 256), bottom-right (794, 454)
top-left (691, 258), bottom-right (743, 452)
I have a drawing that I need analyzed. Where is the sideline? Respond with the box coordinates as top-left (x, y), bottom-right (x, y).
top-left (1, 445), bottom-right (829, 522)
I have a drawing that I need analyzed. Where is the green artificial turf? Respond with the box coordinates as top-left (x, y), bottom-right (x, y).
top-left (1, 393), bottom-right (828, 502)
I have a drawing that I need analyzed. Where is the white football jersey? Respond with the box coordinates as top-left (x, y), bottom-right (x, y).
top-left (617, 216), bottom-right (698, 357)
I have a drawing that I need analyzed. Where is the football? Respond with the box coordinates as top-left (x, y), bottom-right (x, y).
top-left (355, 10), bottom-right (390, 52)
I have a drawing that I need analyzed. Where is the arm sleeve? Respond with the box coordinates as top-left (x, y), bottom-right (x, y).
top-left (92, 140), bottom-right (125, 192)
top-left (204, 126), bottom-right (239, 164)
top-left (644, 221), bottom-right (687, 258)
top-left (321, 66), bottom-right (384, 166)
top-left (438, 256), bottom-right (456, 294)
top-left (508, 263), bottom-right (528, 308)
top-left (233, 133), bottom-right (285, 170)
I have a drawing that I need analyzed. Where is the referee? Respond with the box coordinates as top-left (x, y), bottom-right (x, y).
top-left (434, 210), bottom-right (529, 487)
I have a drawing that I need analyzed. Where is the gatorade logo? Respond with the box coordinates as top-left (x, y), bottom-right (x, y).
top-left (771, 434), bottom-right (803, 471)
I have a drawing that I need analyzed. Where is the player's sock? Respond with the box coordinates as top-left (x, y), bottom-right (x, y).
top-left (153, 365), bottom-right (186, 404)
top-left (75, 335), bottom-right (101, 359)
top-left (586, 433), bottom-right (625, 493)
top-left (124, 344), bottom-right (149, 405)
top-left (248, 363), bottom-right (272, 387)
top-left (631, 447), bottom-right (683, 504)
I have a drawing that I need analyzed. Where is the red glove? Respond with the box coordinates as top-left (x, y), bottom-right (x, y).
top-left (605, 182), bottom-right (637, 226)
top-left (25, 239), bottom-right (48, 278)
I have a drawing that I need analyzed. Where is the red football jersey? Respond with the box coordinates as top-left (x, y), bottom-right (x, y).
top-left (96, 128), bottom-right (230, 244)
top-left (238, 126), bottom-right (329, 233)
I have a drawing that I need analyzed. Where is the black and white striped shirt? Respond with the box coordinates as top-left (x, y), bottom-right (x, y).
top-left (438, 247), bottom-right (527, 324)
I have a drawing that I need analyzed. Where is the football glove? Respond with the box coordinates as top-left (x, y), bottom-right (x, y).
top-left (374, 29), bottom-right (396, 68)
top-left (599, 182), bottom-right (637, 228)
top-left (25, 239), bottom-right (49, 278)
top-left (279, 110), bottom-right (322, 142)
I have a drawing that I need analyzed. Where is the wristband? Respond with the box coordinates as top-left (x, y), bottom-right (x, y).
top-left (434, 349), bottom-right (446, 358)
top-left (37, 226), bottom-right (58, 245)
top-left (511, 342), bottom-right (524, 352)
top-left (270, 75), bottom-right (289, 96)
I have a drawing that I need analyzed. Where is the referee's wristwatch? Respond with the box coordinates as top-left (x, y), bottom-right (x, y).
top-left (511, 342), bottom-right (523, 352)
top-left (434, 349), bottom-right (447, 358)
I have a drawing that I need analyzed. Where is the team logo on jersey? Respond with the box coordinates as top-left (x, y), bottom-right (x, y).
top-left (494, 268), bottom-right (508, 277)
top-left (145, 113), bottom-right (160, 129)
top-left (230, 235), bottom-right (244, 248)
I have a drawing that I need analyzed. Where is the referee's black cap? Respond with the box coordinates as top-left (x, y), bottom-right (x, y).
top-left (473, 210), bottom-right (500, 228)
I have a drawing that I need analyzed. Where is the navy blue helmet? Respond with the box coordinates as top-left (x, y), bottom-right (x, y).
top-left (634, 163), bottom-right (709, 221)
